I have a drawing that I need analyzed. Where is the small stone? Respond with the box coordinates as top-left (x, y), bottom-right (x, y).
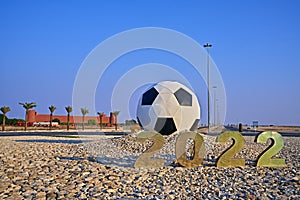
top-left (46, 191), bottom-right (57, 199)
top-left (291, 177), bottom-right (299, 181)
top-left (36, 191), bottom-right (46, 199)
top-left (107, 188), bottom-right (117, 193)
top-left (82, 171), bottom-right (90, 176)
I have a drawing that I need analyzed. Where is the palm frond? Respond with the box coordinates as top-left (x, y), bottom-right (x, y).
top-left (49, 105), bottom-right (56, 113)
top-left (65, 106), bottom-right (73, 113)
top-left (0, 106), bottom-right (11, 114)
top-left (81, 108), bottom-right (89, 116)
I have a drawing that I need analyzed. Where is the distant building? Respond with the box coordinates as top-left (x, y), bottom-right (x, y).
top-left (26, 110), bottom-right (116, 126)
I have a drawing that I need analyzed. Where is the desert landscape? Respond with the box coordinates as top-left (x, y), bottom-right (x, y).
top-left (0, 128), bottom-right (299, 199)
top-left (1, 1), bottom-right (300, 199)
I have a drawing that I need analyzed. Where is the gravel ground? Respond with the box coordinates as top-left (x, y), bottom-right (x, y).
top-left (0, 133), bottom-right (299, 199)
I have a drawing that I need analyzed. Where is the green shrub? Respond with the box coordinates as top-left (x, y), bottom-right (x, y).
top-left (52, 118), bottom-right (61, 124)
top-left (0, 114), bottom-right (7, 124)
top-left (88, 119), bottom-right (97, 125)
top-left (0, 114), bottom-right (25, 125)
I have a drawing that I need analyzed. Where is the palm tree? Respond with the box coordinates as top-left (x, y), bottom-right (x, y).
top-left (113, 111), bottom-right (120, 131)
top-left (1, 106), bottom-right (11, 131)
top-left (97, 112), bottom-right (105, 130)
top-left (19, 102), bottom-right (37, 131)
top-left (81, 108), bottom-right (89, 130)
top-left (65, 106), bottom-right (72, 131)
top-left (48, 105), bottom-right (56, 130)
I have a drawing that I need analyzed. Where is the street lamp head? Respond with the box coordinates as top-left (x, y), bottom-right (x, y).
top-left (203, 43), bottom-right (212, 48)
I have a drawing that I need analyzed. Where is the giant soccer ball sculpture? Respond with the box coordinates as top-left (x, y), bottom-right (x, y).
top-left (137, 81), bottom-right (200, 135)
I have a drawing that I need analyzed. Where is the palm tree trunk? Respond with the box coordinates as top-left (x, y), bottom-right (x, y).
top-left (50, 113), bottom-right (53, 130)
top-left (2, 114), bottom-right (5, 131)
top-left (25, 110), bottom-right (28, 131)
top-left (82, 116), bottom-right (85, 130)
top-left (115, 116), bottom-right (118, 130)
top-left (100, 116), bottom-right (102, 130)
top-left (67, 113), bottom-right (70, 131)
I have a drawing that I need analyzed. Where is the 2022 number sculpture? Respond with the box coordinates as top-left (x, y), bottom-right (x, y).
top-left (134, 131), bottom-right (286, 168)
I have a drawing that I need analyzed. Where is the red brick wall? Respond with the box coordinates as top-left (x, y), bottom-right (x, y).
top-left (27, 110), bottom-right (37, 123)
top-left (28, 110), bottom-right (111, 124)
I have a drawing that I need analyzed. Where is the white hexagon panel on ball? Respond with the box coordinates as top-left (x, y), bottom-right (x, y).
top-left (136, 81), bottom-right (200, 135)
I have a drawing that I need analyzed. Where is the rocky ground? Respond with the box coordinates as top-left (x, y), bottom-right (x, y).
top-left (0, 133), bottom-right (299, 199)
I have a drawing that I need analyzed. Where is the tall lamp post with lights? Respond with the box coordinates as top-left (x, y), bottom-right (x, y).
top-left (204, 43), bottom-right (212, 133)
top-left (213, 86), bottom-right (217, 126)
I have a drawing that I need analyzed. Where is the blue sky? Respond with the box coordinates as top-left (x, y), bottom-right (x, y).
top-left (1, 0), bottom-right (300, 125)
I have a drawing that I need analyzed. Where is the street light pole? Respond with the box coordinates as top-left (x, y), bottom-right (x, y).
top-left (213, 86), bottom-right (217, 126)
top-left (216, 98), bottom-right (219, 126)
top-left (204, 43), bottom-right (212, 133)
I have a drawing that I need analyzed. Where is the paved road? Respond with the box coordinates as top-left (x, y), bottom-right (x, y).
top-left (241, 131), bottom-right (300, 137)
top-left (0, 130), bottom-right (299, 137)
top-left (0, 131), bottom-right (129, 137)
top-left (206, 126), bottom-right (300, 137)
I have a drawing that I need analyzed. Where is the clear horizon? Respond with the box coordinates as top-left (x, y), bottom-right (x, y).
top-left (1, 0), bottom-right (300, 126)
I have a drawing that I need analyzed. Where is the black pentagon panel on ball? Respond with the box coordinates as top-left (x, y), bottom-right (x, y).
top-left (190, 119), bottom-right (200, 131)
top-left (154, 118), bottom-right (177, 135)
top-left (174, 88), bottom-right (192, 106)
top-left (141, 87), bottom-right (159, 105)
